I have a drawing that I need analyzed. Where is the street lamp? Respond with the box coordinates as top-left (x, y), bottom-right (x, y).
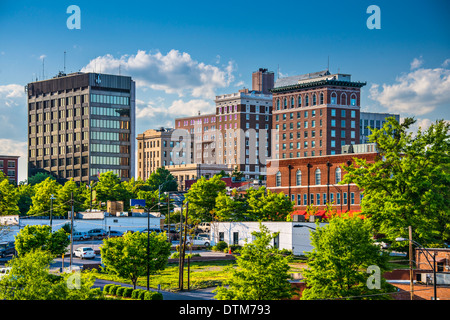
top-left (50, 194), bottom-right (56, 230)
top-left (395, 237), bottom-right (438, 300)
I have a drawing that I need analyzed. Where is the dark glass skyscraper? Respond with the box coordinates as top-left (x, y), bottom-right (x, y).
top-left (26, 72), bottom-right (135, 183)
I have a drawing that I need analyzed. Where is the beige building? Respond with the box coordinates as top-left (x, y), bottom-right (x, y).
top-left (166, 163), bottom-right (233, 191)
top-left (136, 127), bottom-right (177, 180)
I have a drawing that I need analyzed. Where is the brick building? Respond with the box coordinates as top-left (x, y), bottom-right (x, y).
top-left (266, 152), bottom-right (379, 214)
top-left (271, 70), bottom-right (366, 159)
top-left (0, 155), bottom-right (20, 184)
top-left (174, 68), bottom-right (274, 180)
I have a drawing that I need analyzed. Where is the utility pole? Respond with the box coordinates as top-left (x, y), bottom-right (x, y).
top-left (179, 202), bottom-right (189, 290)
top-left (409, 226), bottom-right (414, 300)
top-left (69, 192), bottom-right (74, 271)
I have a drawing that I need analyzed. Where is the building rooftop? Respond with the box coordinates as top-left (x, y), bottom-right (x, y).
top-left (272, 70), bottom-right (366, 92)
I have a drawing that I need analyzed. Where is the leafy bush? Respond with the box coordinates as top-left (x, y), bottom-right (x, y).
top-left (109, 284), bottom-right (121, 295)
top-left (116, 286), bottom-right (126, 297)
top-left (228, 245), bottom-right (241, 253)
top-left (213, 241), bottom-right (228, 252)
top-left (132, 289), bottom-right (144, 299)
top-left (138, 290), bottom-right (147, 300)
top-left (122, 287), bottom-right (133, 298)
top-left (144, 291), bottom-right (164, 300)
top-left (103, 284), bottom-right (114, 294)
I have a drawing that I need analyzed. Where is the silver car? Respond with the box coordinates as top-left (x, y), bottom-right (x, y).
top-left (73, 247), bottom-right (96, 259)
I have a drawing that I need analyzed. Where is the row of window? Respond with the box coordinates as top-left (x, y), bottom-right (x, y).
top-left (90, 94), bottom-right (130, 106)
top-left (276, 92), bottom-right (357, 110)
top-left (0, 161), bottom-right (16, 168)
top-left (276, 167), bottom-right (342, 187)
top-left (291, 192), bottom-right (357, 206)
top-left (28, 94), bottom-right (89, 111)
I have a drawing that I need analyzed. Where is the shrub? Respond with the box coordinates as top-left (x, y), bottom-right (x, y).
top-left (144, 291), bottom-right (164, 300)
top-left (109, 284), bottom-right (121, 295)
top-left (132, 289), bottom-right (144, 299)
top-left (213, 241), bottom-right (228, 252)
top-left (103, 284), bottom-right (113, 294)
top-left (138, 290), bottom-right (147, 300)
top-left (122, 287), bottom-right (133, 298)
top-left (228, 245), bottom-right (241, 253)
top-left (116, 286), bottom-right (126, 297)
top-left (170, 251), bottom-right (180, 259)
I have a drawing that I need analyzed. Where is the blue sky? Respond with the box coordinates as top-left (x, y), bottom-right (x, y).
top-left (1, 0), bottom-right (449, 182)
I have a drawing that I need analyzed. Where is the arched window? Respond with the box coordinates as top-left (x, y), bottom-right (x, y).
top-left (320, 92), bottom-right (324, 105)
top-left (305, 95), bottom-right (309, 106)
top-left (298, 95), bottom-right (302, 107)
top-left (276, 99), bottom-right (280, 110)
top-left (350, 93), bottom-right (357, 106)
top-left (284, 98), bottom-right (287, 109)
top-left (331, 92), bottom-right (337, 104)
top-left (335, 167), bottom-right (342, 183)
top-left (341, 93), bottom-right (347, 105)
top-left (291, 97), bottom-right (295, 108)
top-left (312, 94), bottom-right (317, 105)
top-left (296, 170), bottom-right (302, 186)
top-left (276, 171), bottom-right (282, 187)
top-left (315, 168), bottom-right (321, 185)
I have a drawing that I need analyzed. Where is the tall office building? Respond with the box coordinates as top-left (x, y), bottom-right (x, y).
top-left (271, 70), bottom-right (366, 159)
top-left (26, 72), bottom-right (135, 184)
top-left (252, 68), bottom-right (275, 94)
top-left (360, 111), bottom-right (400, 144)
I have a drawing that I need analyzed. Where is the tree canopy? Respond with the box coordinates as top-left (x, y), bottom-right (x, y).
top-left (342, 117), bottom-right (450, 247)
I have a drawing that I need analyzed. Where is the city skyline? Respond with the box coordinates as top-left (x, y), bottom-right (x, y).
top-left (0, 0), bottom-right (449, 182)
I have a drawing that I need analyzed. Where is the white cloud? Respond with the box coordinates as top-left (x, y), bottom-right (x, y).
top-left (0, 84), bottom-right (27, 141)
top-left (369, 61), bottom-right (450, 116)
top-left (136, 97), bottom-right (214, 120)
top-left (81, 49), bottom-right (235, 99)
top-left (410, 56), bottom-right (423, 70)
top-left (442, 59), bottom-right (450, 67)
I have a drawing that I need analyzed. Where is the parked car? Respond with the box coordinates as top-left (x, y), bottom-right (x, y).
top-left (0, 241), bottom-right (15, 258)
top-left (108, 230), bottom-right (123, 237)
top-left (87, 229), bottom-right (107, 240)
top-left (72, 232), bottom-right (89, 241)
top-left (186, 236), bottom-right (210, 247)
top-left (140, 228), bottom-right (163, 234)
top-left (73, 247), bottom-right (96, 259)
top-left (197, 222), bottom-right (210, 232)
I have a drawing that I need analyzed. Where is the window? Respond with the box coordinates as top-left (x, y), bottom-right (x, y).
top-left (276, 171), bottom-right (281, 187)
top-left (297, 194), bottom-right (301, 206)
top-left (315, 168), bottom-right (321, 185)
top-left (351, 192), bottom-right (355, 205)
top-left (331, 93), bottom-right (337, 104)
top-left (312, 94), bottom-right (317, 105)
top-left (296, 170), bottom-right (302, 186)
top-left (320, 92), bottom-right (324, 105)
top-left (305, 95), bottom-right (309, 106)
top-left (335, 167), bottom-right (342, 183)
top-left (298, 96), bottom-right (302, 107)
top-left (343, 192), bottom-right (348, 205)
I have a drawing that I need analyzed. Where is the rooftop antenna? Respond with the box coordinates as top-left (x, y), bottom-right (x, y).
top-left (277, 64), bottom-right (280, 79)
top-left (64, 51), bottom-right (66, 74)
top-left (327, 55), bottom-right (330, 72)
top-left (42, 57), bottom-right (45, 80)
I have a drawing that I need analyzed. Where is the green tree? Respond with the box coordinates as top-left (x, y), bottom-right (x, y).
top-left (0, 173), bottom-right (19, 215)
top-left (27, 177), bottom-right (61, 217)
top-left (94, 171), bottom-right (130, 209)
top-left (14, 225), bottom-right (70, 257)
top-left (214, 224), bottom-right (293, 300)
top-left (184, 175), bottom-right (226, 223)
top-left (246, 187), bottom-right (293, 221)
top-left (100, 231), bottom-right (171, 289)
top-left (215, 190), bottom-right (249, 221)
top-left (55, 178), bottom-right (87, 217)
top-left (301, 213), bottom-right (392, 300)
top-left (146, 167), bottom-right (178, 192)
top-left (0, 249), bottom-right (102, 300)
top-left (16, 183), bottom-right (35, 215)
top-left (27, 172), bottom-right (56, 186)
top-left (342, 117), bottom-right (450, 247)
top-left (230, 166), bottom-right (244, 180)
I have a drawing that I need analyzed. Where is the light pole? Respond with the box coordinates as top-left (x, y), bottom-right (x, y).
top-left (395, 237), bottom-right (438, 300)
top-left (146, 202), bottom-right (160, 291)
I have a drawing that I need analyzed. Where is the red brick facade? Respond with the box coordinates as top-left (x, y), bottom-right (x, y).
top-left (266, 152), bottom-right (379, 212)
top-left (0, 155), bottom-right (19, 184)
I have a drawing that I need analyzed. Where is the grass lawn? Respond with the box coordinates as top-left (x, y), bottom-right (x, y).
top-left (95, 260), bottom-right (237, 291)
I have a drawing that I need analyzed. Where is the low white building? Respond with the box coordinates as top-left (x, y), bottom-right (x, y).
top-left (210, 221), bottom-right (327, 256)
